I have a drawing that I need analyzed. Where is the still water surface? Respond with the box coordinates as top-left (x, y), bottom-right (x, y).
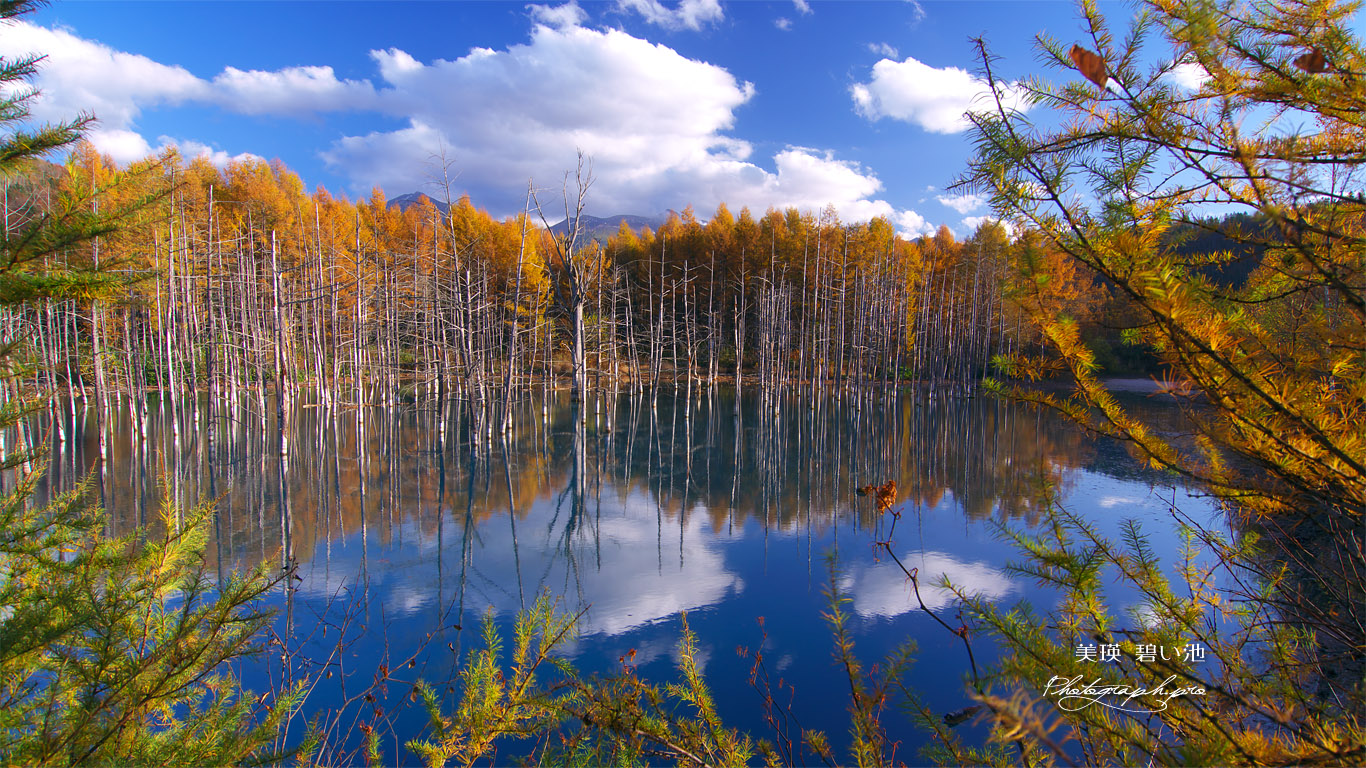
top-left (42, 387), bottom-right (1217, 763)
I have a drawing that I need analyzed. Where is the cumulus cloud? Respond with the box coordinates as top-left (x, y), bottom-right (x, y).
top-left (792, 0), bottom-right (812, 14)
top-left (0, 20), bottom-right (208, 162)
top-left (166, 138), bottom-right (265, 168)
top-left (896, 209), bottom-right (934, 239)
top-left (851, 55), bottom-right (1028, 133)
top-left (324, 24), bottom-right (757, 214)
top-left (617, 0), bottom-right (723, 30)
top-left (1163, 61), bottom-right (1211, 91)
top-left (775, 17), bottom-right (793, 31)
top-left (937, 192), bottom-right (985, 215)
top-left (961, 215), bottom-right (1015, 238)
top-left (87, 128), bottom-right (159, 164)
top-left (104, 132), bottom-right (264, 171)
top-left (319, 120), bottom-right (448, 196)
top-left (528, 1), bottom-right (588, 28)
top-left (10, 15), bottom-right (941, 232)
top-left (321, 25), bottom-right (928, 226)
top-left (0, 20), bottom-right (371, 161)
top-left (212, 65), bottom-right (378, 115)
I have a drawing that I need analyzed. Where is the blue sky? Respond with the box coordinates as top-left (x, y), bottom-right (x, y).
top-left (9, 0), bottom-right (1130, 236)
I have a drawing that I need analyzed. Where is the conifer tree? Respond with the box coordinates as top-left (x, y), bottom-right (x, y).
top-left (0, 2), bottom-right (306, 763)
top-left (949, 0), bottom-right (1366, 762)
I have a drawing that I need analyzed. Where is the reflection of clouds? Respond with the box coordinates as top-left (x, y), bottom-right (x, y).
top-left (1098, 495), bottom-right (1141, 508)
top-left (671, 638), bottom-right (713, 675)
top-left (839, 551), bottom-right (1017, 617)
top-left (393, 584), bottom-right (433, 616)
top-left (568, 510), bottom-right (742, 636)
top-left (293, 484), bottom-right (742, 637)
top-left (1129, 603), bottom-right (1165, 629)
top-left (619, 636), bottom-right (675, 668)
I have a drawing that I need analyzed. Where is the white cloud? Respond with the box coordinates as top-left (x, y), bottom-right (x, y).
top-left (328, 24), bottom-right (756, 214)
top-left (896, 209), bottom-right (934, 239)
top-left (765, 148), bottom-right (881, 206)
top-left (961, 215), bottom-right (1015, 238)
top-left (86, 132), bottom-right (264, 169)
top-left (775, 17), bottom-right (793, 31)
top-left (868, 42), bottom-right (899, 59)
top-left (1130, 602), bottom-right (1167, 629)
top-left (0, 20), bottom-right (282, 168)
top-left (937, 192), bottom-right (985, 214)
top-left (320, 120), bottom-right (449, 196)
top-left (0, 20), bottom-right (208, 162)
top-left (323, 26), bottom-right (928, 227)
top-left (852, 55), bottom-right (1029, 133)
top-left (793, 0), bottom-right (812, 14)
top-left (0, 20), bottom-right (372, 160)
top-left (1163, 61), bottom-right (1210, 91)
top-left (10, 16), bottom-right (942, 233)
top-left (528, 1), bottom-right (588, 29)
top-left (84, 128), bottom-right (154, 165)
top-left (166, 138), bottom-right (265, 168)
top-left (212, 65), bottom-right (378, 115)
top-left (617, 0), bottom-right (723, 30)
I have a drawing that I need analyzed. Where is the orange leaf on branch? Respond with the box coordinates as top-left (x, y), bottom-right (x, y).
top-left (1069, 44), bottom-right (1110, 88)
top-left (857, 480), bottom-right (898, 514)
top-left (1294, 48), bottom-right (1328, 73)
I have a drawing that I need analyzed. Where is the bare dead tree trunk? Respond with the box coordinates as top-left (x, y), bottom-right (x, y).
top-left (500, 184), bottom-right (533, 435)
top-left (532, 151), bottom-right (594, 416)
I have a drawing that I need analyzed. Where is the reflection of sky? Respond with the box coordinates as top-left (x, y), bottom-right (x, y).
top-left (839, 550), bottom-right (1018, 617)
top-left (1098, 494), bottom-right (1143, 508)
top-left (296, 485), bottom-right (742, 639)
top-left (49, 390), bottom-right (1226, 764)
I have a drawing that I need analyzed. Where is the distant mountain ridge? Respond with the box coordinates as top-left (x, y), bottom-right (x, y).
top-left (387, 192), bottom-right (670, 244)
top-left (548, 212), bottom-right (674, 243)
top-left (388, 192), bottom-right (451, 216)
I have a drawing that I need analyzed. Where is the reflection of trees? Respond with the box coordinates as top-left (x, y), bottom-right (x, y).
top-left (612, 389), bottom-right (1101, 530)
top-left (38, 387), bottom-right (1194, 568)
top-left (1238, 507), bottom-right (1365, 715)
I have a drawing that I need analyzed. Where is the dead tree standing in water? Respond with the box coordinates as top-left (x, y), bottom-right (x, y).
top-left (533, 152), bottom-right (594, 415)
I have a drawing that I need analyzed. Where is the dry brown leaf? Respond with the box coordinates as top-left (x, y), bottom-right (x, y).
top-left (1069, 44), bottom-right (1110, 88)
top-left (1294, 48), bottom-right (1328, 73)
top-left (857, 480), bottom-right (898, 513)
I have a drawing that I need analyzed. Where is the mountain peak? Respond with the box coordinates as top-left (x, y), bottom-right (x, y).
top-left (549, 212), bottom-right (672, 243)
top-left (388, 192), bottom-right (451, 215)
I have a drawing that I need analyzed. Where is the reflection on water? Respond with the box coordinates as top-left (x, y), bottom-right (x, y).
top-left (840, 551), bottom-right (1020, 617)
top-left (30, 387), bottom-right (1213, 761)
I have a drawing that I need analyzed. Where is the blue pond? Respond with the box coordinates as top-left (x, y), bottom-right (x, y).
top-left (44, 386), bottom-right (1219, 764)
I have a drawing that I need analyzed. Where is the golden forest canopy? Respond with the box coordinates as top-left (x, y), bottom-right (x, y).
top-left (30, 131), bottom-right (1319, 404)
top-left (57, 140), bottom-right (965, 291)
top-left (47, 144), bottom-right (552, 302)
top-left (26, 132), bottom-right (1326, 400)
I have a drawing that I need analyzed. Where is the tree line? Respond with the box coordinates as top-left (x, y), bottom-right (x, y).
top-left (1, 142), bottom-right (1096, 426)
